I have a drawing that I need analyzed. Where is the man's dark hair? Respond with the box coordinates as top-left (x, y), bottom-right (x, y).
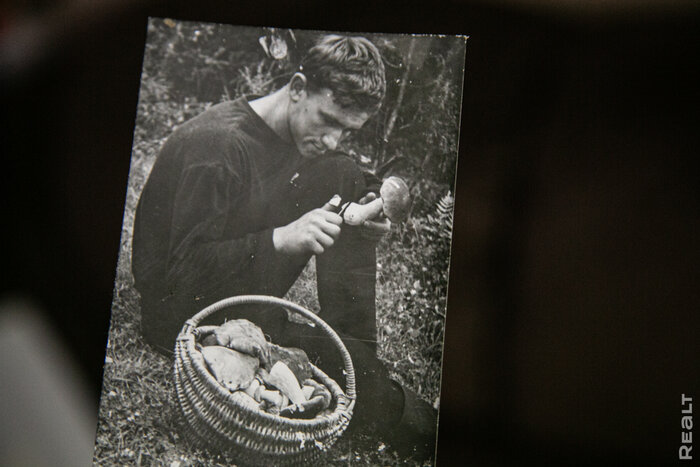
top-left (300, 35), bottom-right (386, 111)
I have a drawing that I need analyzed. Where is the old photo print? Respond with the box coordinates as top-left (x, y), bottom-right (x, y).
top-left (94, 18), bottom-right (466, 466)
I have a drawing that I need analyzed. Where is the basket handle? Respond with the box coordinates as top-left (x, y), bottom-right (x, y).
top-left (180, 295), bottom-right (356, 402)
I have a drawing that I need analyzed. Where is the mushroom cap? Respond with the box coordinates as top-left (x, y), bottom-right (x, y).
top-left (379, 176), bottom-right (411, 222)
top-left (200, 346), bottom-right (259, 392)
top-left (211, 319), bottom-right (270, 367)
top-left (269, 343), bottom-right (312, 382)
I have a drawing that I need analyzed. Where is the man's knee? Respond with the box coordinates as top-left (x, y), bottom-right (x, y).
top-left (296, 152), bottom-right (367, 204)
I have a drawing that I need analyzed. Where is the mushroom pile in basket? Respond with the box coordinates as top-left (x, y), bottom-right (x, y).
top-left (195, 319), bottom-right (332, 419)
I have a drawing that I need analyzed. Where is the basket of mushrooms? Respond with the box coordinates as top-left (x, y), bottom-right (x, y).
top-left (173, 295), bottom-right (357, 466)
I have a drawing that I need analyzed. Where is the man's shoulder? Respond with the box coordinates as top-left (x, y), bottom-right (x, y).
top-left (146, 103), bottom-right (247, 180)
top-left (176, 99), bottom-right (252, 139)
top-left (165, 99), bottom-right (258, 157)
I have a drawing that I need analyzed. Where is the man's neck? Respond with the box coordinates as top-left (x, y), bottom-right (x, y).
top-left (248, 87), bottom-right (292, 144)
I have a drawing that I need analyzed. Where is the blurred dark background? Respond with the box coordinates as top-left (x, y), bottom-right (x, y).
top-left (1, 0), bottom-right (698, 465)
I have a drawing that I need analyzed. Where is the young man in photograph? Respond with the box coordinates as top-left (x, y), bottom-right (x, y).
top-left (132, 34), bottom-right (436, 459)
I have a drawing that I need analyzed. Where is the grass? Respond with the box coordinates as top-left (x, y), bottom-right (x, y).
top-left (92, 88), bottom-right (448, 466)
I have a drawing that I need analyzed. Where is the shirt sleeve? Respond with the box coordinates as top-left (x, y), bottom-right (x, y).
top-left (164, 161), bottom-right (288, 300)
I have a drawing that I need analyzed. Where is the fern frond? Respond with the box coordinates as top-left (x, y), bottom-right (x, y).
top-left (436, 191), bottom-right (454, 223)
top-left (424, 190), bottom-right (454, 241)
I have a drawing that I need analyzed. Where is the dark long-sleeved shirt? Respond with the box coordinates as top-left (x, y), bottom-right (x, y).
top-left (133, 98), bottom-right (304, 310)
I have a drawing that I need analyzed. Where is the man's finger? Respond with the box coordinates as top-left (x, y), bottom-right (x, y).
top-left (320, 210), bottom-right (343, 225)
top-left (358, 192), bottom-right (377, 205)
top-left (321, 194), bottom-right (343, 212)
top-left (361, 218), bottom-right (392, 241)
top-left (316, 231), bottom-right (336, 249)
top-left (319, 221), bottom-right (342, 239)
top-left (363, 218), bottom-right (391, 233)
top-left (310, 242), bottom-right (325, 255)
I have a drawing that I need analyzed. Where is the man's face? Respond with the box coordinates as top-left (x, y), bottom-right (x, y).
top-left (288, 83), bottom-right (371, 158)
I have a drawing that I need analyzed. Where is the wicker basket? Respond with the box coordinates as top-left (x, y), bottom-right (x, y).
top-left (173, 295), bottom-right (356, 466)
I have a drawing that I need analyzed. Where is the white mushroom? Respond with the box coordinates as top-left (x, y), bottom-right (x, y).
top-left (200, 346), bottom-right (259, 392)
top-left (262, 361), bottom-right (306, 406)
top-left (341, 176), bottom-right (411, 225)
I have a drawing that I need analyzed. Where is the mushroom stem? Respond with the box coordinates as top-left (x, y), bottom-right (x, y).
top-left (341, 198), bottom-right (384, 225)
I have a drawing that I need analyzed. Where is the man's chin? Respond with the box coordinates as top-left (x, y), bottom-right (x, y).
top-left (300, 146), bottom-right (324, 159)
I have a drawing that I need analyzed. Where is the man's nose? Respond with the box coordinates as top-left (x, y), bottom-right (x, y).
top-left (321, 129), bottom-right (343, 151)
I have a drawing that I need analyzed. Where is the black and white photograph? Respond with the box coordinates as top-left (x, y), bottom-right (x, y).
top-left (3, 2), bottom-right (698, 466)
top-left (92, 19), bottom-right (466, 466)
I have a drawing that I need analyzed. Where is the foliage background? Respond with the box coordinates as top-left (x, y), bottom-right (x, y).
top-left (94, 18), bottom-right (465, 466)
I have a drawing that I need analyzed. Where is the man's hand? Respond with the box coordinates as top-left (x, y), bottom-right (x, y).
top-left (273, 198), bottom-right (343, 256)
top-left (357, 192), bottom-right (391, 242)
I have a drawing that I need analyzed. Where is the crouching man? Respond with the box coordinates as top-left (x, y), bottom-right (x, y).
top-left (132, 34), bottom-right (437, 460)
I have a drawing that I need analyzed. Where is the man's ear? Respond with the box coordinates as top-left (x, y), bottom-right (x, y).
top-left (289, 73), bottom-right (308, 102)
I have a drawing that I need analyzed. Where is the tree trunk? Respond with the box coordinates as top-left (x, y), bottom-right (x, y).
top-left (380, 37), bottom-right (417, 165)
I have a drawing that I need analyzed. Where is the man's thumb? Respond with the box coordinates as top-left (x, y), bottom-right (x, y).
top-left (322, 194), bottom-right (343, 212)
